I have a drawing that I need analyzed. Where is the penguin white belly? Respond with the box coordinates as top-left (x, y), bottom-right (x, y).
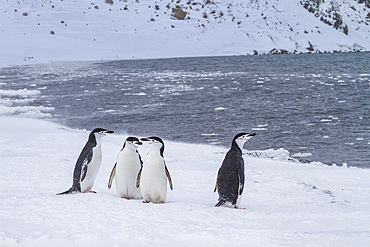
top-left (140, 155), bottom-right (167, 203)
top-left (81, 144), bottom-right (102, 192)
top-left (115, 149), bottom-right (142, 199)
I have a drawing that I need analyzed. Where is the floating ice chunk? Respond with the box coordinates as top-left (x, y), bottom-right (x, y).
top-left (292, 152), bottom-right (313, 158)
top-left (252, 127), bottom-right (267, 131)
top-left (133, 92), bottom-right (147, 96)
top-left (201, 133), bottom-right (218, 136)
top-left (214, 107), bottom-right (226, 111)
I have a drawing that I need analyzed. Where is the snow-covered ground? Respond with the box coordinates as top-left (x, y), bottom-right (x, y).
top-left (1, 115), bottom-right (370, 247)
top-left (1, 1), bottom-right (370, 246)
top-left (1, 0), bottom-right (369, 67)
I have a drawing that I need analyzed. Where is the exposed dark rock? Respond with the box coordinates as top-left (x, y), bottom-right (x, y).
top-left (300, 0), bottom-right (349, 35)
top-left (307, 41), bottom-right (314, 52)
top-left (268, 48), bottom-right (290, 54)
top-left (171, 6), bottom-right (187, 20)
top-left (357, 0), bottom-right (370, 8)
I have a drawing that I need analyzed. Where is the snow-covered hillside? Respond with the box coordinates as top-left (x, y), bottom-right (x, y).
top-left (0, 0), bottom-right (369, 67)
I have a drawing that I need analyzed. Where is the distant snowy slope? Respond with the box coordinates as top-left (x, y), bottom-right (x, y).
top-left (0, 0), bottom-right (369, 66)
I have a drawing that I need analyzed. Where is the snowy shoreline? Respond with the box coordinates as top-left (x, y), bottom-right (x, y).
top-left (1, 49), bottom-right (369, 70)
top-left (1, 116), bottom-right (370, 246)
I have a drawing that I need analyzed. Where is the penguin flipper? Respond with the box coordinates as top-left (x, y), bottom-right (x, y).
top-left (80, 159), bottom-right (89, 182)
top-left (136, 166), bottom-right (143, 188)
top-left (165, 164), bottom-right (173, 190)
top-left (108, 163), bottom-right (117, 189)
top-left (238, 158), bottom-right (245, 195)
top-left (213, 183), bottom-right (217, 193)
top-left (80, 148), bottom-right (93, 182)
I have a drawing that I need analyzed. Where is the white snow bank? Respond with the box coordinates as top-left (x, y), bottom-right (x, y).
top-left (0, 116), bottom-right (369, 247)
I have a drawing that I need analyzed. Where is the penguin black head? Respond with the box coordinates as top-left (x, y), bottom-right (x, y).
top-left (125, 136), bottom-right (143, 148)
top-left (232, 132), bottom-right (256, 150)
top-left (140, 136), bottom-right (165, 157)
top-left (91, 128), bottom-right (114, 136)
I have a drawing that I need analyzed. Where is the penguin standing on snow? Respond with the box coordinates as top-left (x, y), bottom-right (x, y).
top-left (108, 137), bottom-right (143, 199)
top-left (57, 128), bottom-right (114, 195)
top-left (136, 137), bottom-right (173, 203)
top-left (214, 132), bottom-right (256, 208)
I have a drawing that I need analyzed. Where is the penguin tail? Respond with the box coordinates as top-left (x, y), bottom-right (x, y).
top-left (215, 199), bottom-right (226, 207)
top-left (56, 185), bottom-right (80, 195)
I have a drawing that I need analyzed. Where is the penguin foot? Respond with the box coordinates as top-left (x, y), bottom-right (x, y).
top-left (234, 206), bottom-right (246, 209)
top-left (83, 190), bottom-right (97, 193)
top-left (142, 200), bottom-right (150, 203)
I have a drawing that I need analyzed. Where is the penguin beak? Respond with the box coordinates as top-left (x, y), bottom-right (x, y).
top-left (249, 133), bottom-right (256, 137)
top-left (99, 130), bottom-right (114, 136)
top-left (135, 141), bottom-right (143, 146)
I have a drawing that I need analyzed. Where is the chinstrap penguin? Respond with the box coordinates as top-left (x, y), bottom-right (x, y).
top-left (57, 128), bottom-right (114, 195)
top-left (214, 132), bottom-right (256, 208)
top-left (136, 137), bottom-right (173, 203)
top-left (108, 137), bottom-right (143, 199)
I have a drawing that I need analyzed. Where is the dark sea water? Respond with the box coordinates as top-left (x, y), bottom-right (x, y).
top-left (0, 53), bottom-right (369, 167)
